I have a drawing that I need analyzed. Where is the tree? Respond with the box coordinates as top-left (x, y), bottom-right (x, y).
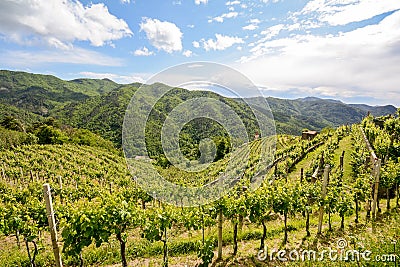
top-left (214, 137), bottom-right (231, 161)
top-left (36, 125), bottom-right (67, 144)
top-left (1, 116), bottom-right (24, 132)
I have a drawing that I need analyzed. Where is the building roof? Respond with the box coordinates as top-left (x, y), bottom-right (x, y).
top-left (303, 130), bottom-right (318, 135)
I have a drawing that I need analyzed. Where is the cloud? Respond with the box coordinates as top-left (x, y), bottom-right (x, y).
top-left (133, 47), bottom-right (155, 56)
top-left (260, 0), bottom-right (283, 3)
top-left (79, 72), bottom-right (149, 84)
top-left (0, 0), bottom-right (132, 47)
top-left (243, 19), bottom-right (261, 31)
top-left (201, 34), bottom-right (244, 51)
top-left (182, 50), bottom-right (193, 57)
top-left (260, 24), bottom-right (285, 39)
top-left (243, 24), bottom-right (258, 31)
top-left (226, 1), bottom-right (240, 5)
top-left (192, 41), bottom-right (200, 48)
top-left (238, 10), bottom-right (400, 105)
top-left (211, 12), bottom-right (239, 23)
top-left (121, 0), bottom-right (130, 3)
top-left (0, 48), bottom-right (124, 67)
top-left (195, 0), bottom-right (208, 5)
top-left (249, 19), bottom-right (261, 24)
top-left (140, 18), bottom-right (183, 53)
top-left (295, 0), bottom-right (400, 27)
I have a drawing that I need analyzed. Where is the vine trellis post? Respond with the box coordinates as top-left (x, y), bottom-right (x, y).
top-left (43, 184), bottom-right (63, 267)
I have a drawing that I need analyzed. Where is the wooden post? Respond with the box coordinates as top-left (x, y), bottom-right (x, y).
top-left (340, 151), bottom-right (345, 172)
top-left (300, 168), bottom-right (304, 183)
top-left (217, 209), bottom-right (223, 260)
top-left (372, 159), bottom-right (381, 221)
top-left (317, 165), bottom-right (330, 235)
top-left (43, 184), bottom-right (63, 267)
top-left (58, 176), bottom-right (63, 204)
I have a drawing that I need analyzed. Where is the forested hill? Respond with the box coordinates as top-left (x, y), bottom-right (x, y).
top-left (0, 70), bottom-right (397, 143)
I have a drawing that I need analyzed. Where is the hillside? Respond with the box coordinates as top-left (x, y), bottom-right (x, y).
top-left (0, 70), bottom-right (120, 116)
top-left (1, 122), bottom-right (400, 267)
top-left (0, 70), bottom-right (397, 146)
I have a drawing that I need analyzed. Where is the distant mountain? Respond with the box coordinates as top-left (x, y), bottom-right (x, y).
top-left (349, 104), bottom-right (397, 117)
top-left (0, 70), bottom-right (397, 146)
top-left (296, 97), bottom-right (342, 104)
top-left (259, 97), bottom-right (397, 135)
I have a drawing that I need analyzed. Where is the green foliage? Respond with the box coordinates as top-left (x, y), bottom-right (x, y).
top-left (0, 126), bottom-right (38, 149)
top-left (36, 125), bottom-right (68, 144)
top-left (1, 115), bottom-right (25, 131)
top-left (197, 238), bottom-right (214, 267)
top-left (1, 118), bottom-right (400, 267)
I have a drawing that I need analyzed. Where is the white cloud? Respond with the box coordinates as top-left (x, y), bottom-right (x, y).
top-left (140, 18), bottom-right (183, 53)
top-left (242, 19), bottom-right (261, 31)
top-left (187, 24), bottom-right (195, 28)
top-left (182, 50), bottom-right (193, 57)
top-left (79, 72), bottom-right (149, 84)
top-left (195, 0), bottom-right (208, 5)
top-left (249, 19), bottom-right (261, 24)
top-left (243, 24), bottom-right (258, 31)
top-left (260, 0), bottom-right (283, 3)
top-left (238, 10), bottom-right (400, 105)
top-left (226, 1), bottom-right (240, 5)
top-left (296, 0), bottom-right (400, 26)
top-left (1, 48), bottom-right (124, 67)
top-left (0, 0), bottom-right (132, 47)
top-left (260, 24), bottom-right (285, 39)
top-left (121, 0), bottom-right (130, 3)
top-left (133, 47), bottom-right (155, 56)
top-left (173, 0), bottom-right (182, 5)
top-left (202, 34), bottom-right (244, 51)
top-left (192, 41), bottom-right (200, 48)
top-left (211, 12), bottom-right (239, 23)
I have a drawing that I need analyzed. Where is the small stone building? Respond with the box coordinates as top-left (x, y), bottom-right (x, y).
top-left (302, 130), bottom-right (318, 140)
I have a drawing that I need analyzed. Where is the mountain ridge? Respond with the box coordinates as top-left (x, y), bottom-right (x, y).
top-left (0, 70), bottom-right (397, 145)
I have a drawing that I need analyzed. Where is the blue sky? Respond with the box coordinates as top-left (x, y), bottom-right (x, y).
top-left (0, 0), bottom-right (399, 106)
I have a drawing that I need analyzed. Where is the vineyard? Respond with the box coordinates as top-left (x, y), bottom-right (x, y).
top-left (1, 113), bottom-right (400, 266)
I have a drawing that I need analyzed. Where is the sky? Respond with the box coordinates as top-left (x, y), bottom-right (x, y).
top-left (0, 0), bottom-right (399, 106)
